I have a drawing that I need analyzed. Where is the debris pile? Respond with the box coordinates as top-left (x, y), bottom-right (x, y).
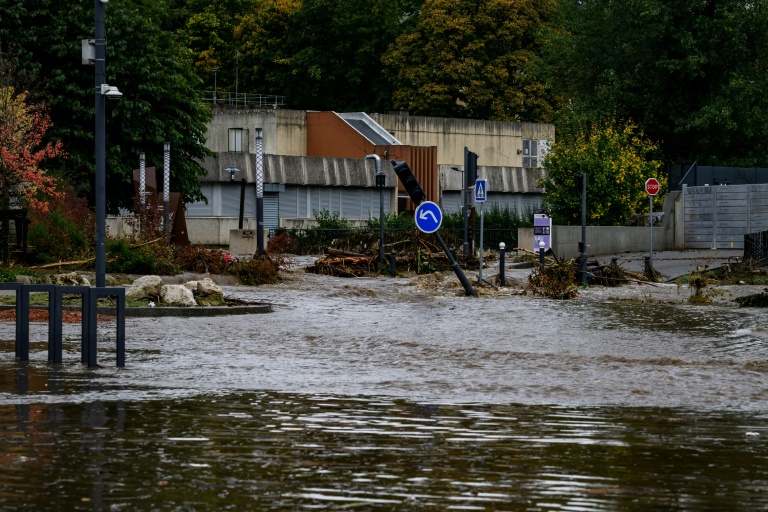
top-left (305, 241), bottom-right (478, 278)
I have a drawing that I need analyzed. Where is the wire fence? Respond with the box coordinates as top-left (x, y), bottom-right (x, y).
top-left (271, 227), bottom-right (520, 255)
top-left (744, 230), bottom-right (768, 266)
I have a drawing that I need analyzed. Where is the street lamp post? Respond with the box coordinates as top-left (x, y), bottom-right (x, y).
top-left (366, 155), bottom-right (385, 266)
top-left (94, 0), bottom-right (108, 288)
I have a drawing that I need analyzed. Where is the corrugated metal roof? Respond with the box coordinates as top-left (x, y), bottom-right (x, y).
top-left (345, 119), bottom-right (393, 145)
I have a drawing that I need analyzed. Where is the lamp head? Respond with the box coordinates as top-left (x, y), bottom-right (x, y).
top-left (100, 84), bottom-right (122, 100)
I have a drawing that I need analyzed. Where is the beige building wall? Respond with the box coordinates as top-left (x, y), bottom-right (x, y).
top-left (372, 113), bottom-right (555, 167)
top-left (204, 109), bottom-right (307, 156)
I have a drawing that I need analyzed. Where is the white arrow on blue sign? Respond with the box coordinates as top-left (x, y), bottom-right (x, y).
top-left (414, 201), bottom-right (443, 234)
top-left (475, 178), bottom-right (487, 203)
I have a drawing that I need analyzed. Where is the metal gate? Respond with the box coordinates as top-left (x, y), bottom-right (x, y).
top-left (684, 184), bottom-right (768, 249)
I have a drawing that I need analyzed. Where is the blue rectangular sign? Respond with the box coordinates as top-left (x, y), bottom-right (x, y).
top-left (475, 179), bottom-right (487, 203)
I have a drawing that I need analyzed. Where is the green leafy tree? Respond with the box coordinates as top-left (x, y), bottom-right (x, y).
top-left (541, 118), bottom-right (664, 226)
top-left (271, 0), bottom-right (423, 111)
top-left (383, 0), bottom-right (561, 121)
top-left (0, 0), bottom-right (212, 212)
top-left (182, 0), bottom-right (253, 95)
top-left (543, 0), bottom-right (768, 166)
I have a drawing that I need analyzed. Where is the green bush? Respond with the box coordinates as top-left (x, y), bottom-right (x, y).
top-left (27, 189), bottom-right (94, 264)
top-left (28, 211), bottom-right (90, 263)
top-left (106, 239), bottom-right (157, 274)
top-left (0, 269), bottom-right (17, 283)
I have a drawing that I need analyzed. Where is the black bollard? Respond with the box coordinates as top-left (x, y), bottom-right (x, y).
top-left (644, 255), bottom-right (651, 277)
top-left (390, 250), bottom-right (397, 277)
top-left (499, 242), bottom-right (506, 287)
top-left (611, 256), bottom-right (618, 267)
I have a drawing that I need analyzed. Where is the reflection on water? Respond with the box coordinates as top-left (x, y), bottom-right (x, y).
top-left (0, 289), bottom-right (767, 509)
top-left (0, 392), bottom-right (766, 511)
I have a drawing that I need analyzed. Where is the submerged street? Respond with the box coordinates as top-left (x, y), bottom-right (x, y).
top-left (0, 264), bottom-right (766, 510)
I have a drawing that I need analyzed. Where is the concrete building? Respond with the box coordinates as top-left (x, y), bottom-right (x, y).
top-left (181, 109), bottom-right (554, 245)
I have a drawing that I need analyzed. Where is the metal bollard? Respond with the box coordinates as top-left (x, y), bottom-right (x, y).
top-left (538, 240), bottom-right (545, 268)
top-left (611, 256), bottom-right (618, 267)
top-left (644, 255), bottom-right (651, 277)
top-left (499, 242), bottom-right (506, 287)
top-left (390, 250), bottom-right (397, 277)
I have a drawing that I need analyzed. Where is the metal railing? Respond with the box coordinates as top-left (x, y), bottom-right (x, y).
top-left (201, 91), bottom-right (287, 108)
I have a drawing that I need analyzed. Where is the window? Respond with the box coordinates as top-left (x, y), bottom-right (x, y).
top-left (228, 128), bottom-right (247, 152)
top-left (522, 139), bottom-right (538, 167)
top-left (522, 139), bottom-right (550, 167)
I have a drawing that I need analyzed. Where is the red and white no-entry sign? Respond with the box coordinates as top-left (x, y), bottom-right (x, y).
top-left (645, 178), bottom-right (660, 196)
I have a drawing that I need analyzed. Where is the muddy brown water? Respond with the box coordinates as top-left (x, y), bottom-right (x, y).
top-left (0, 271), bottom-right (766, 510)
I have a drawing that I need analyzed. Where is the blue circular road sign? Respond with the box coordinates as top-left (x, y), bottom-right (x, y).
top-left (414, 201), bottom-right (443, 234)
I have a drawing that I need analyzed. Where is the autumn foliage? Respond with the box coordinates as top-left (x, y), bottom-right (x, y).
top-left (0, 87), bottom-right (64, 212)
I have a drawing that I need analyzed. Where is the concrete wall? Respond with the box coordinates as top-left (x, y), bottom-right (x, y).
top-left (516, 193), bottom-right (683, 258)
top-left (205, 109), bottom-right (307, 156)
top-left (373, 113), bottom-right (555, 167)
top-left (518, 225), bottom-right (673, 260)
top-left (683, 184), bottom-right (768, 249)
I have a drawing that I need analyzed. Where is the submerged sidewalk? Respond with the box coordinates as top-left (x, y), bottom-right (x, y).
top-left (590, 249), bottom-right (744, 281)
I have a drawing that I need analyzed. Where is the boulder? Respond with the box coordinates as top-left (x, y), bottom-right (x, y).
top-left (160, 284), bottom-right (197, 307)
top-left (126, 275), bottom-right (165, 300)
top-left (55, 272), bottom-right (91, 286)
top-left (185, 277), bottom-right (225, 306)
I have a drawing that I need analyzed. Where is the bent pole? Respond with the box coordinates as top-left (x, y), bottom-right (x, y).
top-left (434, 231), bottom-right (476, 297)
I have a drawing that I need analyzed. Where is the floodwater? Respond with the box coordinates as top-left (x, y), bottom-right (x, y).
top-left (0, 270), bottom-right (767, 510)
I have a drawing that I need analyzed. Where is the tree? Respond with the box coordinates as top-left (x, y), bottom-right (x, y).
top-left (246, 0), bottom-right (421, 112)
top-left (383, 0), bottom-right (561, 121)
top-left (0, 50), bottom-right (65, 263)
top-left (0, 0), bottom-right (212, 212)
top-left (541, 118), bottom-right (664, 226)
top-left (182, 0), bottom-right (253, 96)
top-left (543, 0), bottom-right (768, 167)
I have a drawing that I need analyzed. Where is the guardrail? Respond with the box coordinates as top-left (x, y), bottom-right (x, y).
top-left (0, 284), bottom-right (125, 368)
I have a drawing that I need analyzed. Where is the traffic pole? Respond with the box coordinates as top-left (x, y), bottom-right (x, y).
top-left (649, 193), bottom-right (654, 270)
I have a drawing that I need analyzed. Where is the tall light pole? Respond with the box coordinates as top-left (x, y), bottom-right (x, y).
top-left (366, 154), bottom-right (385, 265)
top-left (94, 0), bottom-right (107, 288)
top-left (90, 0), bottom-right (121, 287)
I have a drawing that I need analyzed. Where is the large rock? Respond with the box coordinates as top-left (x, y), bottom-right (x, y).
top-left (160, 284), bottom-right (197, 307)
top-left (126, 275), bottom-right (165, 300)
top-left (54, 272), bottom-right (91, 286)
top-left (184, 277), bottom-right (225, 306)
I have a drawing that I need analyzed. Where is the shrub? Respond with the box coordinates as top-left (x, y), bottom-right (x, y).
top-left (227, 255), bottom-right (280, 285)
top-left (27, 191), bottom-right (94, 263)
top-left (0, 269), bottom-right (17, 283)
top-left (106, 238), bottom-right (157, 274)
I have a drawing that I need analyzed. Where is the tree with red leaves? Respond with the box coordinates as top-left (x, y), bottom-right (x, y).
top-left (0, 50), bottom-right (66, 264)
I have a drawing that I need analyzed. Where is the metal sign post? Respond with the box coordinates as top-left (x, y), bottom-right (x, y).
top-left (475, 179), bottom-right (487, 283)
top-left (645, 177), bottom-right (660, 270)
